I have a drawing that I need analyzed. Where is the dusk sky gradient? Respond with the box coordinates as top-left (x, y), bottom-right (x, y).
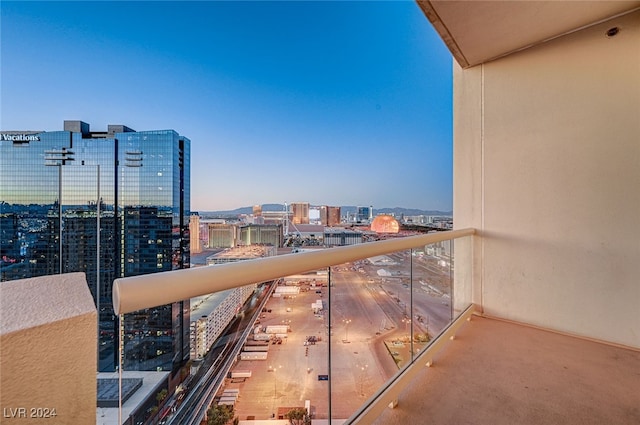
top-left (1, 1), bottom-right (453, 212)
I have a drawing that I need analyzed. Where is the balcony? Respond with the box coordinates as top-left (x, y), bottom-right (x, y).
top-left (2, 2), bottom-right (639, 424)
top-left (373, 315), bottom-right (640, 425)
top-left (109, 228), bottom-right (477, 424)
top-left (112, 228), bottom-right (639, 424)
top-left (2, 227), bottom-right (638, 424)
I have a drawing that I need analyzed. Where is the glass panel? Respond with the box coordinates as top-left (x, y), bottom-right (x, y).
top-left (328, 250), bottom-right (415, 421)
top-left (256, 271), bottom-right (330, 422)
top-left (410, 239), bottom-right (454, 359)
top-left (114, 235), bottom-right (472, 424)
top-left (412, 239), bottom-right (454, 338)
top-left (258, 274), bottom-right (329, 421)
top-left (453, 235), bottom-right (473, 315)
top-left (160, 274), bottom-right (331, 423)
top-left (328, 239), bottom-right (468, 422)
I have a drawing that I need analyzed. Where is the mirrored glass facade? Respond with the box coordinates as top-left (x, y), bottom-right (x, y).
top-left (0, 121), bottom-right (190, 373)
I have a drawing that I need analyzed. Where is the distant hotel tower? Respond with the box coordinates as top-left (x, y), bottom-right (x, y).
top-left (190, 213), bottom-right (202, 254)
top-left (0, 121), bottom-right (191, 374)
top-left (320, 206), bottom-right (341, 227)
top-left (291, 202), bottom-right (310, 224)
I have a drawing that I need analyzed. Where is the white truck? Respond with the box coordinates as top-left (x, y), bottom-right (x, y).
top-left (229, 370), bottom-right (252, 379)
top-left (265, 325), bottom-right (290, 334)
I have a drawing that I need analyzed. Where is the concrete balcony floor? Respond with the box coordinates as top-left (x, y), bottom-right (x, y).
top-left (373, 315), bottom-right (640, 425)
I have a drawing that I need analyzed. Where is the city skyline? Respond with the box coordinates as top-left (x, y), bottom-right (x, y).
top-left (1, 1), bottom-right (453, 212)
top-left (195, 202), bottom-right (452, 215)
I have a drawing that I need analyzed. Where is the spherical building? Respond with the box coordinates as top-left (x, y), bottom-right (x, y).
top-left (370, 215), bottom-right (400, 234)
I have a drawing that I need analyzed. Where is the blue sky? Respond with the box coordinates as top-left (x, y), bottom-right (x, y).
top-left (1, 1), bottom-right (453, 212)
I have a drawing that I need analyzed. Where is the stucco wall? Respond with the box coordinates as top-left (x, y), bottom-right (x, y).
top-left (454, 11), bottom-right (640, 348)
top-left (0, 273), bottom-right (97, 424)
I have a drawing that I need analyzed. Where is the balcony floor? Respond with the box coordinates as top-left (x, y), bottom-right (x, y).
top-left (373, 315), bottom-right (640, 425)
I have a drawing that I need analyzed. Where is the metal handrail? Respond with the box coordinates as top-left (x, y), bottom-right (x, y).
top-left (113, 228), bottom-right (475, 315)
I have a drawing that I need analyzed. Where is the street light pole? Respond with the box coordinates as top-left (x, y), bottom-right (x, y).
top-left (402, 317), bottom-right (411, 338)
top-left (358, 364), bottom-right (368, 396)
top-left (271, 364), bottom-right (281, 417)
top-left (426, 315), bottom-right (430, 339)
top-left (344, 319), bottom-right (351, 342)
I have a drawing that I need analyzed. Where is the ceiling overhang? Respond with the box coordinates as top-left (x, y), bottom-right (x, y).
top-left (417, 0), bottom-right (640, 68)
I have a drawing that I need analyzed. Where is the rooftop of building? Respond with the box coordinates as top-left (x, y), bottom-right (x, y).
top-left (96, 371), bottom-right (169, 425)
top-left (324, 227), bottom-right (363, 234)
top-left (207, 245), bottom-right (275, 261)
top-left (2, 121), bottom-right (186, 141)
top-left (190, 289), bottom-right (236, 320)
top-left (190, 250), bottom-right (223, 266)
top-left (289, 224), bottom-right (324, 233)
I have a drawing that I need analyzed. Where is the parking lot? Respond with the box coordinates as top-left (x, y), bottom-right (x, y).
top-left (219, 254), bottom-right (453, 421)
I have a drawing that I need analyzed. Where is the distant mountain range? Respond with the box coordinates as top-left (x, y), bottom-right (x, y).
top-left (197, 204), bottom-right (451, 218)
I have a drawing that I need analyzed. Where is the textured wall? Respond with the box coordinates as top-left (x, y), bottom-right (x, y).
top-left (454, 11), bottom-right (640, 348)
top-left (0, 273), bottom-right (97, 424)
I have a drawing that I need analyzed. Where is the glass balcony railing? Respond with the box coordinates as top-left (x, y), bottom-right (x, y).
top-left (113, 228), bottom-right (475, 424)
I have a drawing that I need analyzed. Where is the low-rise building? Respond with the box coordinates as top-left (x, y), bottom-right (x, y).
top-left (237, 224), bottom-right (284, 247)
top-left (191, 246), bottom-right (276, 358)
top-left (206, 222), bottom-right (236, 248)
top-left (323, 228), bottom-right (364, 246)
top-left (190, 284), bottom-right (257, 359)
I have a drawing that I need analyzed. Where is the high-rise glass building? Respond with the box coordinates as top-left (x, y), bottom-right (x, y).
top-left (356, 205), bottom-right (373, 222)
top-left (0, 121), bottom-right (191, 373)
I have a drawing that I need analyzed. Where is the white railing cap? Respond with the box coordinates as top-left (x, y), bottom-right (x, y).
top-left (113, 228), bottom-right (474, 314)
